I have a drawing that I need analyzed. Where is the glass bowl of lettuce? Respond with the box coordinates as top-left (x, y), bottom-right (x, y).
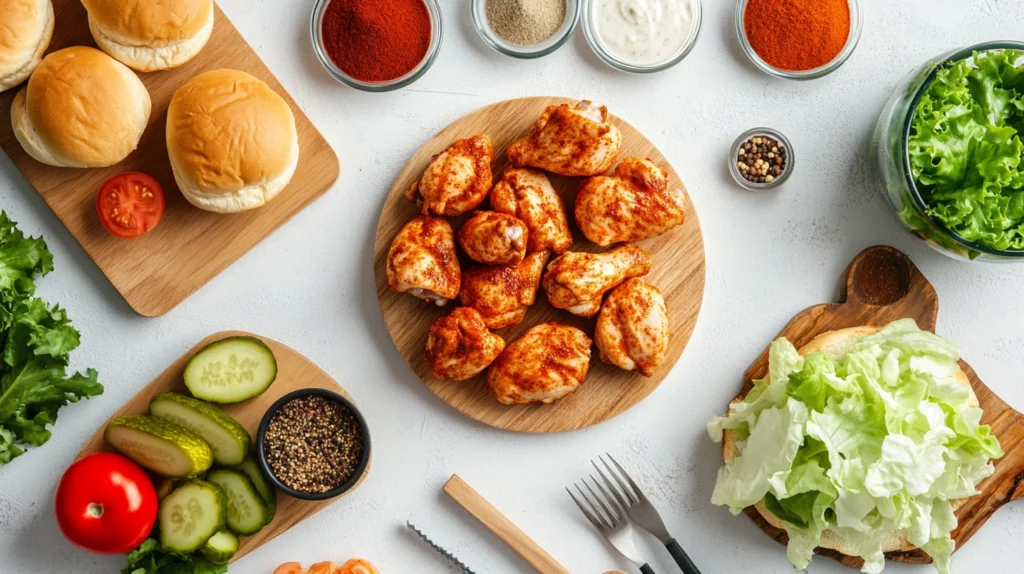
top-left (873, 41), bottom-right (1024, 261)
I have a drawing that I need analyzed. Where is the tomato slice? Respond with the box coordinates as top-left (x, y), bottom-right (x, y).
top-left (96, 172), bottom-right (165, 239)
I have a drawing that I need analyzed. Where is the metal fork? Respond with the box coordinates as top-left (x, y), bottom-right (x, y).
top-left (568, 477), bottom-right (656, 574)
top-left (595, 454), bottom-right (702, 574)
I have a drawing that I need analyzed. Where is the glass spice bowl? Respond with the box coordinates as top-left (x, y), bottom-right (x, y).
top-left (256, 388), bottom-right (372, 501)
top-left (311, 0), bottom-right (444, 92)
top-left (582, 0), bottom-right (703, 74)
top-left (871, 40), bottom-right (1024, 263)
top-left (471, 0), bottom-right (581, 59)
top-left (728, 127), bottom-right (794, 191)
top-left (735, 0), bottom-right (863, 80)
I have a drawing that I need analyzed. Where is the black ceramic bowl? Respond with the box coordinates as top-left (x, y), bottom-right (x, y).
top-left (256, 388), bottom-right (371, 501)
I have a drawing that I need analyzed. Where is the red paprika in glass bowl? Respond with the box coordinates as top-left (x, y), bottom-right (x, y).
top-left (735, 0), bottom-right (863, 80)
top-left (311, 0), bottom-right (443, 92)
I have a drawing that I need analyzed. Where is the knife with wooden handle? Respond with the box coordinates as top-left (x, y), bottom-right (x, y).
top-left (444, 475), bottom-right (571, 574)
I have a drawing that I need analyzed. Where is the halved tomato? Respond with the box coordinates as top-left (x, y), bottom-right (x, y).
top-left (96, 172), bottom-right (165, 239)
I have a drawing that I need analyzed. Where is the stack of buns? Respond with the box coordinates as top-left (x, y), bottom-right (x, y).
top-left (12, 46), bottom-right (151, 167)
top-left (167, 70), bottom-right (299, 213)
top-left (81, 0), bottom-right (214, 72)
top-left (0, 0), bottom-right (54, 92)
top-left (6, 0), bottom-right (300, 213)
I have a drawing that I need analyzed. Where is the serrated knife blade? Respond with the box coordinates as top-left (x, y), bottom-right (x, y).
top-left (407, 522), bottom-right (478, 574)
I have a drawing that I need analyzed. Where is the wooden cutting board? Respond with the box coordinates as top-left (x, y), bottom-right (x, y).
top-left (76, 331), bottom-right (370, 564)
top-left (0, 1), bottom-right (340, 317)
top-left (373, 96), bottom-right (706, 433)
top-left (734, 246), bottom-right (1024, 568)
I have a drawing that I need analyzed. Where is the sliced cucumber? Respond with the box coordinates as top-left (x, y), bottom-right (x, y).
top-left (235, 455), bottom-right (277, 521)
top-left (184, 337), bottom-right (278, 404)
top-left (159, 480), bottom-right (227, 553)
top-left (200, 529), bottom-right (239, 564)
top-left (105, 415), bottom-right (213, 478)
top-left (149, 392), bottom-right (252, 466)
top-left (207, 469), bottom-right (270, 535)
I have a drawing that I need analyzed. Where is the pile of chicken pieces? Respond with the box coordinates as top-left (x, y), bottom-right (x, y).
top-left (386, 100), bottom-right (687, 406)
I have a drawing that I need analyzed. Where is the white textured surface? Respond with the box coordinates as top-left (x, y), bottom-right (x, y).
top-left (2, 1), bottom-right (1024, 573)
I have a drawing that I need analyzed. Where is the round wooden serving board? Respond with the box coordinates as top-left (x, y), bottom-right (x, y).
top-left (373, 97), bottom-right (706, 433)
top-left (76, 332), bottom-right (370, 564)
top-left (734, 246), bottom-right (1024, 569)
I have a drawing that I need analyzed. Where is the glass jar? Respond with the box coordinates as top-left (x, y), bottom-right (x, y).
top-left (871, 41), bottom-right (1024, 262)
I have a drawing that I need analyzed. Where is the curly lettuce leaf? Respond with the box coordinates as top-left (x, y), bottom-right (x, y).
top-left (909, 49), bottom-right (1024, 252)
top-left (123, 538), bottom-right (227, 574)
top-left (0, 211), bottom-right (52, 302)
top-left (0, 212), bottom-right (102, 464)
top-left (709, 319), bottom-right (1003, 574)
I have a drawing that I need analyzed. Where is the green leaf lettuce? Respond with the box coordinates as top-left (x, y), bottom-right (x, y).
top-left (909, 49), bottom-right (1024, 252)
top-left (0, 212), bottom-right (102, 464)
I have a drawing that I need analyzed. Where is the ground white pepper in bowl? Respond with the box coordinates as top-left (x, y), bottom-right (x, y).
top-left (486, 0), bottom-right (567, 46)
top-left (260, 393), bottom-right (368, 498)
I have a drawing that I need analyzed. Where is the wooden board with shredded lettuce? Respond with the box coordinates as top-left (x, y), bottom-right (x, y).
top-left (708, 320), bottom-right (1003, 574)
top-left (0, 211), bottom-right (102, 464)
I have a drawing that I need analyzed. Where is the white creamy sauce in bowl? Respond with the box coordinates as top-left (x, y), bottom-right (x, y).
top-left (593, 0), bottom-right (694, 66)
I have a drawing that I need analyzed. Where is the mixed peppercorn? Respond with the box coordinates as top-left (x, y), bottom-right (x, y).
top-left (737, 135), bottom-right (787, 184)
top-left (264, 395), bottom-right (365, 494)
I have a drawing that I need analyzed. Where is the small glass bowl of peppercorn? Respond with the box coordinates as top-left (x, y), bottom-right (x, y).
top-left (257, 388), bottom-right (371, 501)
top-left (735, 0), bottom-right (863, 80)
top-left (311, 0), bottom-right (444, 92)
top-left (472, 0), bottom-right (581, 59)
top-left (729, 128), bottom-right (793, 191)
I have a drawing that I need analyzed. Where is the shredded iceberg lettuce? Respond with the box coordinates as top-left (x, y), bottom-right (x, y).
top-left (709, 319), bottom-right (1002, 574)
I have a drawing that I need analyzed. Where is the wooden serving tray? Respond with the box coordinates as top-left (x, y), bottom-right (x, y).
top-left (736, 246), bottom-right (1024, 569)
top-left (0, 1), bottom-right (340, 317)
top-left (373, 96), bottom-right (706, 433)
top-left (76, 331), bottom-right (370, 563)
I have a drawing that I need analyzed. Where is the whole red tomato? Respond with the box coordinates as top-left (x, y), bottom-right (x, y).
top-left (55, 452), bottom-right (158, 554)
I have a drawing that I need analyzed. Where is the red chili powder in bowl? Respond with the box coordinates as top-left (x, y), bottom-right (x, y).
top-left (744, 0), bottom-right (851, 71)
top-left (321, 0), bottom-right (432, 82)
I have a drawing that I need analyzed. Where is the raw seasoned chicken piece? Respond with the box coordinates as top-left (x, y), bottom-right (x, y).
top-left (543, 245), bottom-right (651, 317)
top-left (406, 134), bottom-right (493, 216)
top-left (425, 307), bottom-right (505, 381)
top-left (595, 279), bottom-right (669, 376)
top-left (457, 211), bottom-right (528, 265)
top-left (487, 323), bottom-right (592, 405)
top-left (576, 157), bottom-right (687, 246)
top-left (386, 216), bottom-right (460, 306)
top-left (460, 250), bottom-right (550, 329)
top-left (507, 100), bottom-right (622, 177)
top-left (490, 167), bottom-right (572, 254)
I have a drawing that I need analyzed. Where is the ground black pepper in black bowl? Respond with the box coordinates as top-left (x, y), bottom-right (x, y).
top-left (257, 389), bottom-right (370, 500)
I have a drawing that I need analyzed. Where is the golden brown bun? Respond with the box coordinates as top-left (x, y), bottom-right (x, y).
top-left (12, 46), bottom-right (151, 167)
top-left (166, 69), bottom-right (298, 213)
top-left (82, 0), bottom-right (213, 71)
top-left (0, 0), bottom-right (53, 92)
top-left (722, 326), bottom-right (978, 555)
